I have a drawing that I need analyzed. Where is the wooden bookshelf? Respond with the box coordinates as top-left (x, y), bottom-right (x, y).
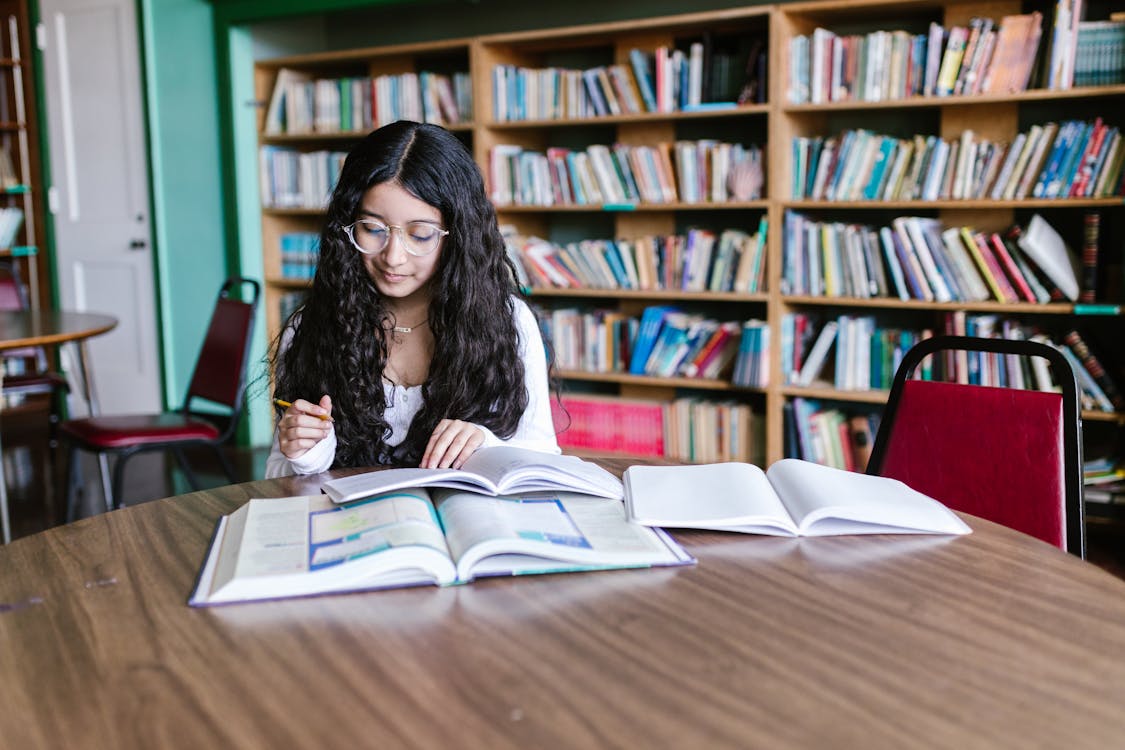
top-left (0, 0), bottom-right (45, 309)
top-left (253, 0), bottom-right (1125, 469)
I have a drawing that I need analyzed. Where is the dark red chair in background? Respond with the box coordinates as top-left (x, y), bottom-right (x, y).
top-left (866, 335), bottom-right (1085, 557)
top-left (60, 277), bottom-right (260, 518)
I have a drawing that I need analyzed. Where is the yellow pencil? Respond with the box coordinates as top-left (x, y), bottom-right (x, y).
top-left (274, 399), bottom-right (333, 422)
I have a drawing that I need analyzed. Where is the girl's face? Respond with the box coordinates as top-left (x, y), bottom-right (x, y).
top-left (353, 181), bottom-right (445, 306)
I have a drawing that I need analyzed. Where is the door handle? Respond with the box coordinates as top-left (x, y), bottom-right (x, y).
top-left (129, 239), bottom-right (147, 250)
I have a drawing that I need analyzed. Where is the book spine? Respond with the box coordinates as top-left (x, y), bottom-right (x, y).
top-left (1080, 211), bottom-right (1099, 302)
top-left (1062, 330), bottom-right (1124, 410)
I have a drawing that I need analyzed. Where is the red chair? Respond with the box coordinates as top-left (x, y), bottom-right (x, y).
top-left (60, 277), bottom-right (260, 517)
top-left (866, 335), bottom-right (1085, 557)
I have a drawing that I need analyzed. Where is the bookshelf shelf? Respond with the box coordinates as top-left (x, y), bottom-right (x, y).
top-left (531, 288), bottom-right (769, 302)
top-left (497, 201), bottom-right (770, 213)
top-left (783, 198), bottom-right (1125, 209)
top-left (484, 105), bottom-right (770, 129)
top-left (781, 295), bottom-right (1076, 314)
top-left (254, 0), bottom-right (1125, 469)
top-left (781, 83), bottom-right (1125, 112)
top-left (557, 369), bottom-right (764, 392)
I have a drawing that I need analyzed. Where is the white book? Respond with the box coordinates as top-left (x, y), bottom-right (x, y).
top-left (898, 217), bottom-right (952, 302)
top-left (323, 446), bottom-right (625, 504)
top-left (1017, 213), bottom-right (1081, 301)
top-left (624, 460), bottom-right (972, 537)
top-left (191, 488), bottom-right (693, 606)
top-left (264, 68), bottom-right (313, 134)
top-left (795, 319), bottom-right (839, 386)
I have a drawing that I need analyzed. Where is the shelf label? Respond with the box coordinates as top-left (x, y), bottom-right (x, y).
top-left (1074, 304), bottom-right (1122, 315)
top-left (602, 203), bottom-right (636, 212)
top-left (10, 245), bottom-right (36, 257)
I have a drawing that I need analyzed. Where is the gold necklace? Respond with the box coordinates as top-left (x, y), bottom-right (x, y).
top-left (392, 318), bottom-right (429, 334)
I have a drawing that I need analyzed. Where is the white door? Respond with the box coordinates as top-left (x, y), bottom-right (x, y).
top-left (38, 0), bottom-right (161, 415)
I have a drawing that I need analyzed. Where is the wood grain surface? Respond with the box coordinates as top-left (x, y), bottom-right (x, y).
top-left (2, 460), bottom-right (1124, 749)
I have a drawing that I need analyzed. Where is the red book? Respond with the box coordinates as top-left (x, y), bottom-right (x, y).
top-left (970, 232), bottom-right (1019, 302)
top-left (987, 233), bottom-right (1036, 302)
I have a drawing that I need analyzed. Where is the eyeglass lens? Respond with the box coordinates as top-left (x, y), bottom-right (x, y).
top-left (347, 220), bottom-right (445, 256)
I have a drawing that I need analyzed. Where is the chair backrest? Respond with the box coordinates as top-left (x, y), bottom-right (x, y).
top-left (183, 277), bottom-right (261, 437)
top-left (867, 335), bottom-right (1085, 557)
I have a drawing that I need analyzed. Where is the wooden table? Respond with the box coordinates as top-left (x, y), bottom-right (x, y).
top-left (0, 310), bottom-right (117, 543)
top-left (2, 459), bottom-right (1125, 749)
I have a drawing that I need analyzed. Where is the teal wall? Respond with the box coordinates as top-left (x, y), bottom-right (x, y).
top-left (142, 0), bottom-right (225, 408)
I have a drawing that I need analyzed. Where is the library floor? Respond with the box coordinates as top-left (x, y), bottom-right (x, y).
top-left (2, 399), bottom-right (1124, 578)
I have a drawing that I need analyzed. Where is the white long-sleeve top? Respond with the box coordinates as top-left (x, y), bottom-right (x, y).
top-left (265, 297), bottom-right (560, 478)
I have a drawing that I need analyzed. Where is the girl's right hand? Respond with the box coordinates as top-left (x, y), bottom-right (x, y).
top-left (278, 394), bottom-right (334, 459)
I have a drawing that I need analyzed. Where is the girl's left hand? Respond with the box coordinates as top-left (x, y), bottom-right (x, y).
top-left (422, 419), bottom-right (484, 469)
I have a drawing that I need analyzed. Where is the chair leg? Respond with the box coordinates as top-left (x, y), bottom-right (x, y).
top-left (110, 452), bottom-right (134, 511)
top-left (98, 453), bottom-right (114, 512)
top-left (211, 443), bottom-right (238, 484)
top-left (65, 445), bottom-right (83, 524)
top-left (172, 448), bottom-right (202, 491)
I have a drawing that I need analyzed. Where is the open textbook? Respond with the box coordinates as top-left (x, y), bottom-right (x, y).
top-left (321, 446), bottom-right (624, 504)
top-left (623, 459), bottom-right (971, 537)
top-left (190, 488), bottom-right (692, 606)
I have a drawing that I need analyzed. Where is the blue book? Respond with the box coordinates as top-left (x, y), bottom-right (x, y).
top-left (600, 242), bottom-right (631, 288)
top-left (1032, 120), bottom-right (1077, 198)
top-left (1049, 121), bottom-right (1092, 198)
top-left (628, 306), bottom-right (677, 375)
top-left (643, 316), bottom-right (690, 376)
top-left (629, 49), bottom-right (658, 112)
top-left (862, 138), bottom-right (897, 200)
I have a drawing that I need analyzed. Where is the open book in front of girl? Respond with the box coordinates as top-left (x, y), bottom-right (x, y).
top-left (190, 486), bottom-right (692, 606)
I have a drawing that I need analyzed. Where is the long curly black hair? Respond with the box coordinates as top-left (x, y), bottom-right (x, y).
top-left (271, 121), bottom-right (529, 467)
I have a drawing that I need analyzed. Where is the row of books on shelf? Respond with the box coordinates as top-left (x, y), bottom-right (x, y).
top-left (1071, 18), bottom-right (1125, 86)
top-left (552, 394), bottom-right (763, 464)
top-left (259, 147), bottom-right (347, 209)
top-left (279, 231), bottom-right (319, 280)
top-left (786, 310), bottom-right (1123, 413)
top-left (784, 398), bottom-right (878, 472)
top-left (489, 140), bottom-right (763, 207)
top-left (781, 212), bottom-right (1088, 304)
top-left (1084, 456), bottom-right (1125, 505)
top-left (510, 219), bottom-right (767, 294)
top-left (787, 5), bottom-right (1123, 104)
top-left (264, 67), bottom-right (472, 135)
top-left (540, 305), bottom-right (769, 387)
top-left (791, 118), bottom-right (1125, 204)
top-left (491, 38), bottom-right (766, 122)
top-left (0, 207), bottom-right (23, 249)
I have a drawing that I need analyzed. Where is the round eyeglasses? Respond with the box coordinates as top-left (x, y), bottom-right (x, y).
top-left (343, 219), bottom-right (449, 257)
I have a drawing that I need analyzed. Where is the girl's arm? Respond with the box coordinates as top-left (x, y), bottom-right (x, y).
top-left (265, 423), bottom-right (337, 477)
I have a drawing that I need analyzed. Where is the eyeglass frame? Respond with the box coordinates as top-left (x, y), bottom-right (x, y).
top-left (343, 218), bottom-right (450, 257)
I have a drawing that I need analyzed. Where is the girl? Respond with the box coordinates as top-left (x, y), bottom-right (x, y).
top-left (267, 120), bottom-right (559, 477)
